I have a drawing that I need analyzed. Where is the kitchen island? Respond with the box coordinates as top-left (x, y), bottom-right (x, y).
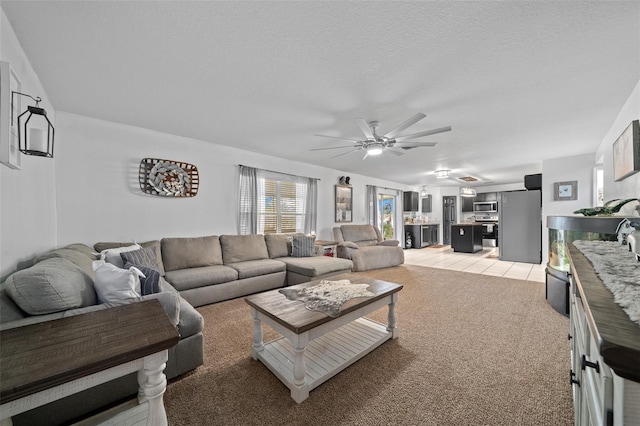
top-left (451, 224), bottom-right (483, 253)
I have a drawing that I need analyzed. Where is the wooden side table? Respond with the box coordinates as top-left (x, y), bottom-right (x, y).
top-left (314, 240), bottom-right (338, 257)
top-left (0, 299), bottom-right (179, 426)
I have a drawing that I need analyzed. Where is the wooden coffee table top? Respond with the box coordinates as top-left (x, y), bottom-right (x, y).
top-left (245, 273), bottom-right (402, 334)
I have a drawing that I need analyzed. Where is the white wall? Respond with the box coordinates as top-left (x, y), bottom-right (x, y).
top-left (0, 8), bottom-right (57, 279)
top-left (541, 153), bottom-right (596, 264)
top-left (55, 113), bottom-right (414, 248)
top-left (597, 80), bottom-right (640, 200)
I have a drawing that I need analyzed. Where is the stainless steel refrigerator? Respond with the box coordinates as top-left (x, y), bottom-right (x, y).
top-left (499, 189), bottom-right (542, 263)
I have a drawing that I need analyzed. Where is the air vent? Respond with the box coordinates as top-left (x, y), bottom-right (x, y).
top-left (458, 176), bottom-right (478, 182)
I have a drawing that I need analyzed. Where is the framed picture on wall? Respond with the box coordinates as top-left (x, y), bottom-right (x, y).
top-left (553, 181), bottom-right (578, 201)
top-left (613, 120), bottom-right (640, 182)
top-left (335, 184), bottom-right (352, 222)
top-left (0, 61), bottom-right (22, 169)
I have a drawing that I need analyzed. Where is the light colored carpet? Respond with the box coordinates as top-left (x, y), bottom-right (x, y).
top-left (164, 264), bottom-right (573, 425)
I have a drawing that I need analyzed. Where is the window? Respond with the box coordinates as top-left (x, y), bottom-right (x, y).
top-left (238, 166), bottom-right (317, 235)
top-left (260, 177), bottom-right (307, 234)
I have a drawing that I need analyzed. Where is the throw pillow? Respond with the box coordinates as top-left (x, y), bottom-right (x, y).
top-left (96, 243), bottom-right (142, 268)
top-left (4, 258), bottom-right (96, 315)
top-left (291, 235), bottom-right (316, 257)
top-left (124, 261), bottom-right (161, 296)
top-left (120, 245), bottom-right (163, 273)
top-left (92, 260), bottom-right (142, 305)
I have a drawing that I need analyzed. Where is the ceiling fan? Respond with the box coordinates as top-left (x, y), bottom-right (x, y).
top-left (312, 113), bottom-right (451, 160)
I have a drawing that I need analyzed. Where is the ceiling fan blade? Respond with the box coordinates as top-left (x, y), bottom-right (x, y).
top-left (385, 148), bottom-right (405, 156)
top-left (310, 145), bottom-right (359, 151)
top-left (331, 148), bottom-right (361, 159)
top-left (355, 119), bottom-right (375, 140)
top-left (394, 126), bottom-right (452, 141)
top-left (383, 112), bottom-right (426, 138)
top-left (314, 134), bottom-right (362, 142)
top-left (393, 141), bottom-right (438, 147)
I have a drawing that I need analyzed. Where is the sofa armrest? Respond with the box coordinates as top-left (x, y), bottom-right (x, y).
top-left (340, 241), bottom-right (359, 249)
top-left (378, 240), bottom-right (400, 247)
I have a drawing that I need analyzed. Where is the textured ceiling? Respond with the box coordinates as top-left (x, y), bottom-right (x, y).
top-left (2, 1), bottom-right (639, 187)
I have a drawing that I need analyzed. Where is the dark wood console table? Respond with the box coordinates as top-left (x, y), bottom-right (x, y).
top-left (0, 299), bottom-right (179, 425)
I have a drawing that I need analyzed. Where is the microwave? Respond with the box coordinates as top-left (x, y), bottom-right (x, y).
top-left (473, 201), bottom-right (498, 213)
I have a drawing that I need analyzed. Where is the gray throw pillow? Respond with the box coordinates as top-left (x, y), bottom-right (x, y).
top-left (4, 258), bottom-right (96, 315)
top-left (124, 261), bottom-right (160, 296)
top-left (120, 246), bottom-right (163, 274)
top-left (292, 235), bottom-right (315, 257)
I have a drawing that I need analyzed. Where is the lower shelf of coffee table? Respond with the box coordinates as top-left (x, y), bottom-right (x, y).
top-left (257, 317), bottom-right (391, 395)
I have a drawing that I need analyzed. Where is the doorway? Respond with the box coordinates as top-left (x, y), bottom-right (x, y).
top-left (442, 196), bottom-right (457, 245)
top-left (377, 194), bottom-right (397, 240)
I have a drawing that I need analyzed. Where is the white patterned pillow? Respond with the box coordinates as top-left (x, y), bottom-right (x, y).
top-left (92, 260), bottom-right (143, 305)
top-left (96, 244), bottom-right (142, 268)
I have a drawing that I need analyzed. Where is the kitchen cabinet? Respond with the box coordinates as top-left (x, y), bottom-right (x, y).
top-left (404, 224), bottom-right (439, 248)
top-left (461, 195), bottom-right (475, 212)
top-left (422, 224), bottom-right (439, 246)
top-left (403, 191), bottom-right (419, 211)
top-left (482, 192), bottom-right (498, 201)
top-left (567, 244), bottom-right (640, 426)
top-left (451, 224), bottom-right (483, 253)
top-left (421, 195), bottom-right (432, 213)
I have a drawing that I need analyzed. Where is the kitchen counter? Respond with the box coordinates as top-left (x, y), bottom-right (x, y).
top-left (450, 224), bottom-right (483, 253)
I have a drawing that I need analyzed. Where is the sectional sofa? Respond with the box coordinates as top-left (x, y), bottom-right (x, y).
top-left (0, 233), bottom-right (352, 425)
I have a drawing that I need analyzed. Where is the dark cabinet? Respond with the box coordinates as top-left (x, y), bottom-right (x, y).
top-left (405, 224), bottom-right (439, 248)
top-left (421, 195), bottom-right (432, 213)
top-left (422, 224), bottom-right (439, 246)
top-left (461, 195), bottom-right (475, 212)
top-left (451, 224), bottom-right (483, 253)
top-left (403, 191), bottom-right (419, 211)
top-left (481, 192), bottom-right (498, 201)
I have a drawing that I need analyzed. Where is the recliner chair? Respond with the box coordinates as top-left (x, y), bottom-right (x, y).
top-left (333, 224), bottom-right (404, 271)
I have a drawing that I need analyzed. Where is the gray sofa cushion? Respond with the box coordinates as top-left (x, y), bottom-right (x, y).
top-left (226, 259), bottom-right (286, 279)
top-left (164, 265), bottom-right (238, 291)
top-left (276, 256), bottom-right (353, 277)
top-left (220, 234), bottom-right (269, 263)
top-left (161, 236), bottom-right (223, 271)
top-left (94, 241), bottom-right (165, 276)
top-left (4, 258), bottom-right (96, 315)
top-left (264, 234), bottom-right (290, 259)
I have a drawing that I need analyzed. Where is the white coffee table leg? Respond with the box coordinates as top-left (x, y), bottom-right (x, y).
top-left (251, 308), bottom-right (264, 360)
top-left (387, 292), bottom-right (399, 339)
top-left (290, 333), bottom-right (309, 403)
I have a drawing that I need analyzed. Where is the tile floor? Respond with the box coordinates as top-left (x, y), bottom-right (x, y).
top-left (403, 245), bottom-right (546, 283)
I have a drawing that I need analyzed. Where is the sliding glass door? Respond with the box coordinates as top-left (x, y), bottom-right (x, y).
top-left (377, 192), bottom-right (399, 241)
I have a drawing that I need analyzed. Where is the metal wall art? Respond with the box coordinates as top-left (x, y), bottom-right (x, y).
top-left (139, 158), bottom-right (199, 197)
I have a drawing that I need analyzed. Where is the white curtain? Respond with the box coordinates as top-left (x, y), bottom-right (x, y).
top-left (238, 165), bottom-right (258, 234)
top-left (304, 178), bottom-right (318, 234)
top-left (366, 185), bottom-right (379, 228)
top-left (395, 189), bottom-right (404, 245)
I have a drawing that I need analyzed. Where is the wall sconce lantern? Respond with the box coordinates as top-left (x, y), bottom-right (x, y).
top-left (12, 91), bottom-right (54, 158)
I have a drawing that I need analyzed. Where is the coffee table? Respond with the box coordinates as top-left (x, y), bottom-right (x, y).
top-left (244, 274), bottom-right (402, 403)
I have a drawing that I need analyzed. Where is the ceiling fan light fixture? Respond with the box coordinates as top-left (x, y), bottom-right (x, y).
top-left (435, 169), bottom-right (450, 179)
top-left (366, 143), bottom-right (384, 156)
top-left (460, 187), bottom-right (477, 197)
